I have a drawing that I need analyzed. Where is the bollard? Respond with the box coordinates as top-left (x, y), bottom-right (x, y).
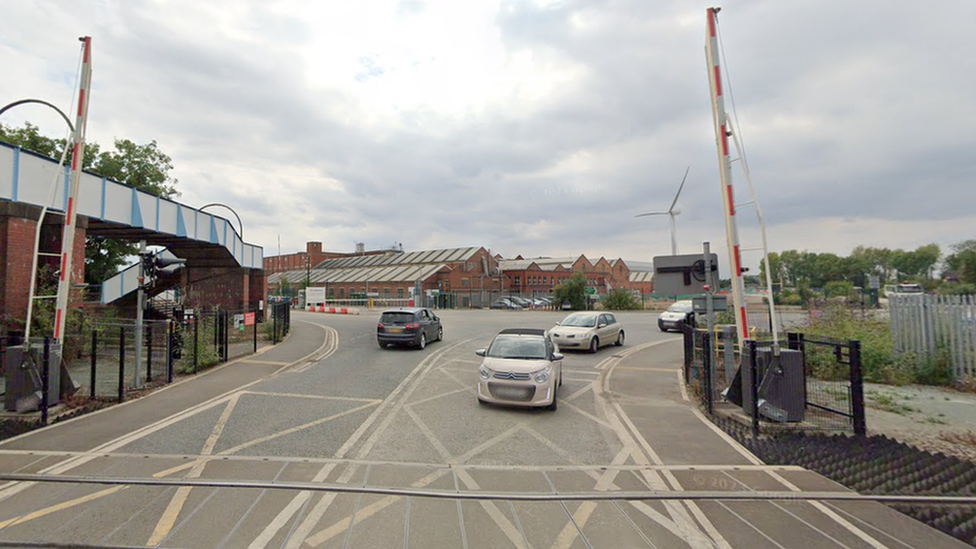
top-left (118, 326), bottom-right (126, 403)
top-left (41, 337), bottom-right (50, 426)
top-left (90, 329), bottom-right (98, 399)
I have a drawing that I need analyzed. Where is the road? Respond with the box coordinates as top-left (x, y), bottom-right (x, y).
top-left (0, 309), bottom-right (967, 548)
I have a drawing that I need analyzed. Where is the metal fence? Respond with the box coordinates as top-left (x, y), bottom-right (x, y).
top-left (889, 293), bottom-right (976, 379)
top-left (683, 325), bottom-right (866, 437)
top-left (1, 303), bottom-right (291, 426)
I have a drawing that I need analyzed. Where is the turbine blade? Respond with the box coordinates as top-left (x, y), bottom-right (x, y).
top-left (669, 166), bottom-right (690, 213)
top-left (634, 211), bottom-right (668, 218)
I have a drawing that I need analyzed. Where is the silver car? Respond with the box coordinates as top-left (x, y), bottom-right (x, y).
top-left (549, 312), bottom-right (625, 353)
top-left (476, 329), bottom-right (563, 411)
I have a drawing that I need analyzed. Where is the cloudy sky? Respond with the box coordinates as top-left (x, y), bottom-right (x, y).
top-left (2, 0), bottom-right (973, 275)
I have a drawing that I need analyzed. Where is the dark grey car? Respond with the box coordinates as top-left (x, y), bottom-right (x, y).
top-left (377, 307), bottom-right (443, 349)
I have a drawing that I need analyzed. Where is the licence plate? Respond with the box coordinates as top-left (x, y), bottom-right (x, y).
top-left (387, 327), bottom-right (403, 333)
top-left (494, 386), bottom-right (532, 400)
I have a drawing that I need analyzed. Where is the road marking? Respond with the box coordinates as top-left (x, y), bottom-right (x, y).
top-left (238, 360), bottom-right (292, 366)
top-left (677, 370), bottom-right (690, 402)
top-left (766, 471), bottom-right (891, 549)
top-left (219, 401), bottom-right (379, 456)
top-left (689, 407), bottom-right (762, 465)
top-left (241, 391), bottom-right (381, 403)
top-left (146, 393), bottom-right (241, 546)
top-left (0, 485), bottom-right (127, 531)
top-left (253, 340), bottom-right (471, 549)
top-left (292, 325), bottom-right (339, 373)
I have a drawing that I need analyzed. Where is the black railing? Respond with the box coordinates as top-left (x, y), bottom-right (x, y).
top-left (682, 325), bottom-right (865, 437)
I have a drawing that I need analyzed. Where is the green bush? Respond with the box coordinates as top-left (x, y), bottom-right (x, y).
top-left (552, 273), bottom-right (588, 310)
top-left (600, 288), bottom-right (641, 310)
top-left (175, 320), bottom-right (219, 374)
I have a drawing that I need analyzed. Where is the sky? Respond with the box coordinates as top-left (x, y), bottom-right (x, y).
top-left (1, 0), bottom-right (974, 276)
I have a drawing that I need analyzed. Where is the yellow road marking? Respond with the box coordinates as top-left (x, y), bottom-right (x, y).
top-left (0, 485), bottom-right (127, 531)
top-left (237, 360), bottom-right (291, 366)
top-left (146, 393), bottom-right (240, 546)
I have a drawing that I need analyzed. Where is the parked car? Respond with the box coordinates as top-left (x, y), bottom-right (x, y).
top-left (377, 307), bottom-right (443, 349)
top-left (508, 296), bottom-right (532, 308)
top-left (490, 298), bottom-right (521, 310)
top-left (549, 312), bottom-right (624, 353)
top-left (658, 300), bottom-right (695, 332)
top-left (476, 328), bottom-right (563, 411)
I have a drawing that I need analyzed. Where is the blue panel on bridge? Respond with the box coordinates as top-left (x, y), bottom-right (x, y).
top-left (176, 205), bottom-right (187, 237)
top-left (131, 187), bottom-right (144, 228)
top-left (209, 216), bottom-right (219, 244)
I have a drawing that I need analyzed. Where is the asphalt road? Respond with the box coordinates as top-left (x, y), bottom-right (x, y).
top-left (0, 309), bottom-right (967, 549)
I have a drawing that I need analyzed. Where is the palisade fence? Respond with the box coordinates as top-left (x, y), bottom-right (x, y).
top-left (889, 294), bottom-right (976, 379)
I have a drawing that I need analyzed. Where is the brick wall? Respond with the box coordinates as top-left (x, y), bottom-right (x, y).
top-left (183, 266), bottom-right (254, 311)
top-left (0, 203), bottom-right (87, 328)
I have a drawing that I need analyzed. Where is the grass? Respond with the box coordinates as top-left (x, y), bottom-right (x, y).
top-left (866, 392), bottom-right (919, 416)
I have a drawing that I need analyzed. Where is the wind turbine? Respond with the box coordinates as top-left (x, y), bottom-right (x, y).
top-left (635, 166), bottom-right (690, 256)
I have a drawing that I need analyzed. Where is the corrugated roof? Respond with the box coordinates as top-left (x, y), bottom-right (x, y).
top-left (629, 271), bottom-right (655, 283)
top-left (311, 246), bottom-right (480, 270)
top-left (269, 262), bottom-right (449, 286)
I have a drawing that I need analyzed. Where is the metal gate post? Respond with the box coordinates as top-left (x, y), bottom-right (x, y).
top-left (90, 328), bottom-right (97, 399)
top-left (273, 307), bottom-right (278, 345)
top-left (167, 321), bottom-right (174, 383)
top-left (253, 308), bottom-right (257, 353)
top-left (146, 324), bottom-right (153, 382)
top-left (748, 339), bottom-right (759, 439)
top-left (118, 326), bottom-right (125, 403)
top-left (193, 318), bottom-right (199, 374)
top-left (41, 337), bottom-right (50, 426)
top-left (849, 340), bottom-right (866, 436)
top-left (702, 331), bottom-right (713, 415)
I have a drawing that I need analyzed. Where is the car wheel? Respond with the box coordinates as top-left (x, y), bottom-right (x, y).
top-left (378, 341), bottom-right (387, 349)
top-left (418, 333), bottom-right (427, 350)
top-left (548, 391), bottom-right (558, 411)
top-left (615, 330), bottom-right (625, 346)
top-left (588, 337), bottom-right (599, 354)
top-left (478, 398), bottom-right (488, 406)
top-left (658, 321), bottom-right (668, 332)
top-left (437, 326), bottom-right (443, 341)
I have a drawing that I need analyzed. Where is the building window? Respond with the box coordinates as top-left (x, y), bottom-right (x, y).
top-left (328, 288), bottom-right (335, 297)
top-left (398, 288), bottom-right (404, 298)
top-left (514, 276), bottom-right (520, 286)
top-left (339, 288), bottom-right (345, 298)
top-left (384, 288), bottom-right (391, 297)
top-left (461, 278), bottom-right (469, 287)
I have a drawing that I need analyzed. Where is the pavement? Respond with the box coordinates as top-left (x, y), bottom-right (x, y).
top-left (0, 320), bottom-right (331, 452)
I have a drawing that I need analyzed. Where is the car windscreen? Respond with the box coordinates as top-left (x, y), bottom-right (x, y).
top-left (560, 314), bottom-right (596, 327)
top-left (667, 302), bottom-right (693, 313)
top-left (380, 312), bottom-right (415, 324)
top-left (487, 336), bottom-right (547, 359)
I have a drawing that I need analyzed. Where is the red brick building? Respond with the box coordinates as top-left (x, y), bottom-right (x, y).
top-left (263, 241), bottom-right (400, 275)
top-left (498, 255), bottom-right (654, 298)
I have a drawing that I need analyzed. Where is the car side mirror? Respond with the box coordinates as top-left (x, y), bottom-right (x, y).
top-left (598, 323), bottom-right (606, 328)
top-left (475, 349), bottom-right (486, 357)
top-left (555, 321), bottom-right (560, 326)
top-left (552, 352), bottom-right (564, 361)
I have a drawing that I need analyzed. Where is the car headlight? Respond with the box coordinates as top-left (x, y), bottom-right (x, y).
top-left (532, 364), bottom-right (552, 383)
top-left (479, 365), bottom-right (491, 380)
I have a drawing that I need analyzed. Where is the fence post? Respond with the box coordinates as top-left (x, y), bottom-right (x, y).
top-left (703, 331), bottom-right (713, 415)
top-left (682, 324), bottom-right (692, 383)
top-left (748, 339), bottom-right (759, 439)
top-left (193, 317), bottom-right (199, 374)
top-left (223, 311), bottom-right (229, 362)
top-left (849, 339), bottom-right (866, 436)
top-left (146, 324), bottom-right (153, 383)
top-left (273, 306), bottom-right (278, 345)
top-left (253, 308), bottom-right (258, 353)
top-left (167, 321), bottom-right (174, 384)
top-left (41, 337), bottom-right (50, 426)
top-left (118, 326), bottom-right (126, 403)
top-left (90, 328), bottom-right (97, 399)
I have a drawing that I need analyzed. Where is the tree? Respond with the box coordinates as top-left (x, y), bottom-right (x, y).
top-left (892, 244), bottom-right (941, 280)
top-left (600, 288), bottom-right (641, 310)
top-left (552, 272), bottom-right (588, 310)
top-left (943, 240), bottom-right (976, 285)
top-left (1, 123), bottom-right (178, 284)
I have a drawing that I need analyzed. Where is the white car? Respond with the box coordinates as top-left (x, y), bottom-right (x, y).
top-left (549, 312), bottom-right (625, 353)
top-left (476, 329), bottom-right (563, 410)
top-left (658, 300), bottom-right (695, 332)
